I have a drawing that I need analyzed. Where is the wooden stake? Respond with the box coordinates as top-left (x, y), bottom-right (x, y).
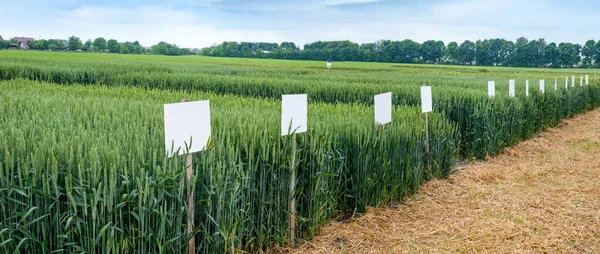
top-left (424, 112), bottom-right (430, 171)
top-left (288, 133), bottom-right (297, 246)
top-left (182, 99), bottom-right (195, 254)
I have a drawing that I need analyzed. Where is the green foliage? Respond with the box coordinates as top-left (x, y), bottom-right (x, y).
top-left (92, 37), bottom-right (107, 52)
top-left (68, 36), bottom-right (83, 51)
top-left (1, 51), bottom-right (599, 252)
top-left (150, 42), bottom-right (192, 56)
top-left (0, 79), bottom-right (457, 253)
top-left (107, 39), bottom-right (120, 53)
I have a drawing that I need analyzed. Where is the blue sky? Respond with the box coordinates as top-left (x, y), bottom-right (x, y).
top-left (1, 0), bottom-right (599, 48)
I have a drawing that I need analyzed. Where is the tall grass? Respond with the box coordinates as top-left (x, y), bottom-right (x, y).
top-left (0, 79), bottom-right (457, 253)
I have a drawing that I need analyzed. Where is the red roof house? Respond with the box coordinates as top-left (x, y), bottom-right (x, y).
top-left (14, 37), bottom-right (35, 49)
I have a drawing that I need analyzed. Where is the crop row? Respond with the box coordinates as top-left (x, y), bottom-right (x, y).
top-left (0, 79), bottom-right (456, 253)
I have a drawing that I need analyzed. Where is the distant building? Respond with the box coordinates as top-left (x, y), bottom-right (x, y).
top-left (14, 37), bottom-right (35, 49)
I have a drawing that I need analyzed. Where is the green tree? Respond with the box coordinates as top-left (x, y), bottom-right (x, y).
top-left (544, 43), bottom-right (559, 68)
top-left (458, 40), bottom-right (476, 65)
top-left (558, 43), bottom-right (581, 68)
top-left (420, 40), bottom-right (445, 63)
top-left (68, 36), bottom-right (83, 51)
top-left (107, 39), bottom-right (120, 53)
top-left (444, 41), bottom-right (459, 63)
top-left (83, 39), bottom-right (92, 51)
top-left (93, 37), bottom-right (107, 52)
top-left (582, 40), bottom-right (596, 67)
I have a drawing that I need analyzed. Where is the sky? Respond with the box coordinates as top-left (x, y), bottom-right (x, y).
top-left (1, 0), bottom-right (599, 49)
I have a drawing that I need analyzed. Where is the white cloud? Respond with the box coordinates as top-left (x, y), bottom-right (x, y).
top-left (324, 0), bottom-right (380, 6)
top-left (2, 0), bottom-right (600, 49)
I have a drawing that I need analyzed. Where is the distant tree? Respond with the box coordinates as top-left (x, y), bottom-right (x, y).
top-left (83, 39), bottom-right (92, 51)
top-left (544, 43), bottom-right (559, 68)
top-left (458, 40), bottom-right (476, 65)
top-left (420, 40), bottom-right (445, 63)
top-left (0, 39), bottom-right (9, 49)
top-left (558, 43), bottom-right (581, 67)
top-left (444, 41), bottom-right (459, 63)
top-left (107, 39), bottom-right (120, 53)
top-left (582, 40), bottom-right (596, 67)
top-left (93, 37), bottom-right (107, 52)
top-left (594, 40), bottom-right (600, 67)
top-left (68, 36), bottom-right (83, 51)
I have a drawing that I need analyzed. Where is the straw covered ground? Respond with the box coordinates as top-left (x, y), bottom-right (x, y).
top-left (285, 108), bottom-right (600, 253)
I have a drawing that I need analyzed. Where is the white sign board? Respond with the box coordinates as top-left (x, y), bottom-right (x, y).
top-left (281, 94), bottom-right (308, 136)
top-left (586, 75), bottom-right (589, 85)
top-left (580, 76), bottom-right (583, 87)
top-left (554, 78), bottom-right (557, 91)
top-left (374, 92), bottom-right (392, 125)
top-left (565, 76), bottom-right (568, 89)
top-left (572, 76), bottom-right (575, 87)
top-left (327, 62), bottom-right (332, 68)
top-left (421, 86), bottom-right (432, 113)
top-left (526, 80), bottom-right (529, 97)
top-left (539, 80), bottom-right (545, 94)
top-left (164, 100), bottom-right (211, 157)
top-left (488, 81), bottom-right (495, 98)
top-left (509, 80), bottom-right (515, 97)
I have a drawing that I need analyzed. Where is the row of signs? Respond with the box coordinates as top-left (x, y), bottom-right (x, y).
top-left (163, 88), bottom-right (435, 157)
top-left (488, 75), bottom-right (590, 98)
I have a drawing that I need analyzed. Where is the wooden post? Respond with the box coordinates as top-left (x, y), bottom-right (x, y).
top-left (288, 133), bottom-right (297, 246)
top-left (182, 99), bottom-right (195, 254)
top-left (424, 112), bottom-right (430, 171)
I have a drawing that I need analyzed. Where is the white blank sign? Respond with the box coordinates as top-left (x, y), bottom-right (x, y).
top-left (586, 75), bottom-right (589, 85)
top-left (421, 86), bottom-right (432, 113)
top-left (374, 92), bottom-right (392, 125)
top-left (509, 80), bottom-right (515, 97)
top-left (572, 76), bottom-right (575, 87)
top-left (526, 80), bottom-right (529, 97)
top-left (488, 81), bottom-right (495, 98)
top-left (539, 80), bottom-right (545, 94)
top-left (554, 78), bottom-right (557, 91)
top-left (580, 76), bottom-right (583, 87)
top-left (281, 94), bottom-right (308, 136)
top-left (565, 76), bottom-right (568, 89)
top-left (164, 100), bottom-right (211, 157)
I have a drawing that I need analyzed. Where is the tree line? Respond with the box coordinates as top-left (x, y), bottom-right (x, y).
top-left (201, 38), bottom-right (600, 68)
top-left (0, 36), bottom-right (194, 56)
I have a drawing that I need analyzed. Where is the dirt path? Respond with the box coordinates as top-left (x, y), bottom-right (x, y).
top-left (290, 108), bottom-right (600, 253)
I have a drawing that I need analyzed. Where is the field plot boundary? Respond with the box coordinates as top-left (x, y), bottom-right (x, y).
top-left (287, 107), bottom-right (600, 254)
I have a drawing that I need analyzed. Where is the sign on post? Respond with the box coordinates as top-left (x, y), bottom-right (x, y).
top-left (539, 80), bottom-right (545, 94)
top-left (488, 81), bottom-right (495, 98)
top-left (566, 76), bottom-right (569, 89)
top-left (572, 76), bottom-right (575, 87)
top-left (421, 85), bottom-right (432, 171)
top-left (526, 80), bottom-right (529, 97)
top-left (554, 78), bottom-right (557, 91)
top-left (281, 94), bottom-right (308, 136)
top-left (509, 80), bottom-right (515, 97)
top-left (326, 59), bottom-right (332, 69)
top-left (421, 86), bottom-right (432, 113)
top-left (580, 75), bottom-right (583, 87)
top-left (374, 92), bottom-right (392, 126)
top-left (281, 94), bottom-right (307, 246)
top-left (164, 100), bottom-right (212, 157)
top-left (586, 75), bottom-right (589, 85)
top-left (164, 99), bottom-right (212, 254)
